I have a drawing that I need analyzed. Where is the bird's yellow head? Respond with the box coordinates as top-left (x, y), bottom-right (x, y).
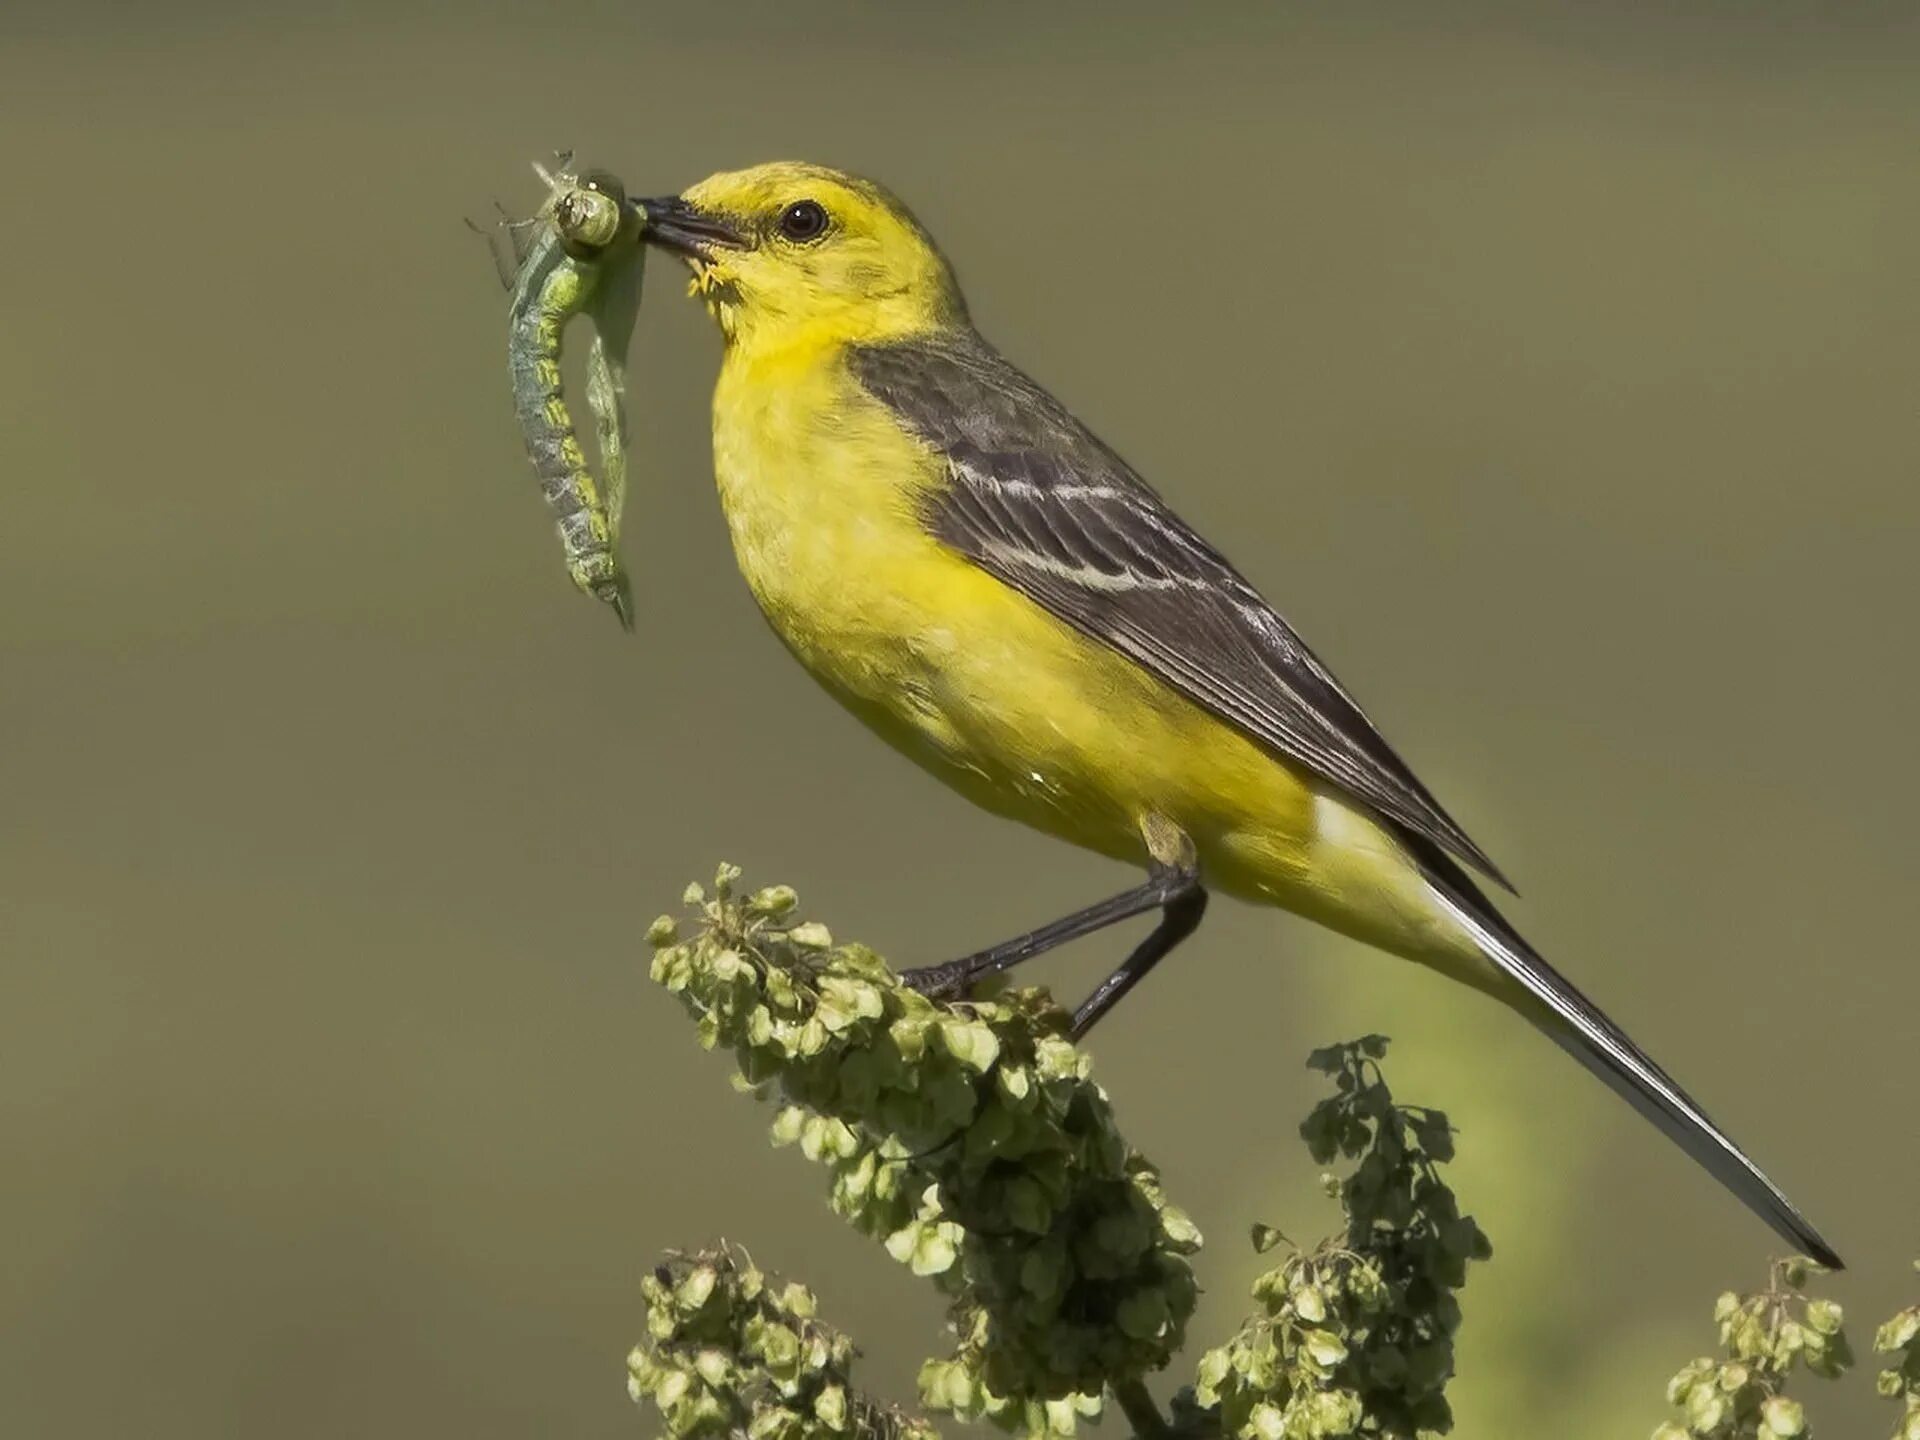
top-left (638, 162), bottom-right (966, 351)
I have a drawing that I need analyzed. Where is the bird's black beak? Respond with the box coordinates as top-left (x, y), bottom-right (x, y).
top-left (636, 196), bottom-right (747, 258)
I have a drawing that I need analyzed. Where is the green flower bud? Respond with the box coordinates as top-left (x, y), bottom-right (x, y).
top-left (654, 1367), bottom-right (691, 1410)
top-left (1686, 1383), bottom-right (1727, 1431)
top-left (1878, 1309), bottom-right (1920, 1352)
top-left (814, 1383), bottom-right (848, 1430)
top-left (1116, 1289), bottom-right (1170, 1340)
top-left (1805, 1298), bottom-right (1844, 1335)
top-left (1302, 1329), bottom-right (1348, 1370)
top-left (1761, 1394), bottom-right (1805, 1436)
top-left (748, 885), bottom-right (800, 918)
top-left (936, 1017), bottom-right (1000, 1072)
top-left (677, 1266), bottom-right (717, 1310)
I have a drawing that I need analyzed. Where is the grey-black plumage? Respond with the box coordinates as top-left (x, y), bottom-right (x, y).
top-left (853, 331), bottom-right (1842, 1271)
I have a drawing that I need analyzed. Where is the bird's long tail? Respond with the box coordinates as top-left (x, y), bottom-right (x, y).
top-left (1408, 839), bottom-right (1842, 1269)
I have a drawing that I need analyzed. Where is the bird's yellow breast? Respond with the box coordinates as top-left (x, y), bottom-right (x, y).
top-left (713, 344), bottom-right (1250, 850)
top-left (705, 336), bottom-right (1476, 967)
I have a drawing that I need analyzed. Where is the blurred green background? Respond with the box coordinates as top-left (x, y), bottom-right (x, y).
top-left (2, 3), bottom-right (1914, 1435)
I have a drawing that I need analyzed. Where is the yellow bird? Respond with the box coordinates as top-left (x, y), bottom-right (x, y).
top-left (635, 162), bottom-right (1838, 1267)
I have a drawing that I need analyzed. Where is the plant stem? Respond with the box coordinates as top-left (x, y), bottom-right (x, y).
top-left (1112, 1378), bottom-right (1169, 1440)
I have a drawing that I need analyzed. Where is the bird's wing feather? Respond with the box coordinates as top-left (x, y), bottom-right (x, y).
top-left (850, 334), bottom-right (1510, 888)
top-left (851, 334), bottom-right (1843, 1263)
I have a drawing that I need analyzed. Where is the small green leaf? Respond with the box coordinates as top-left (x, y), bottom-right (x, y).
top-left (1687, 1384), bottom-right (1727, 1432)
top-left (1303, 1328), bottom-right (1348, 1369)
top-left (1034, 1035), bottom-right (1079, 1078)
top-left (654, 1367), bottom-right (690, 1409)
top-left (1878, 1309), bottom-right (1920, 1352)
top-left (675, 1266), bottom-right (716, 1310)
top-left (889, 1014), bottom-right (930, 1061)
top-left (1305, 1044), bottom-right (1344, 1075)
top-left (813, 1383), bottom-right (848, 1430)
top-left (1019, 1242), bottom-right (1066, 1301)
top-left (1806, 1297), bottom-right (1844, 1335)
top-left (1006, 1175), bottom-right (1052, 1234)
top-left (937, 1017), bottom-right (1000, 1072)
top-left (912, 1221), bottom-right (961, 1276)
top-left (1116, 1288), bottom-right (1169, 1339)
top-left (884, 1222), bottom-right (921, 1266)
top-left (747, 884), bottom-right (799, 917)
top-left (1196, 1347), bottom-right (1231, 1395)
top-left (1761, 1395), bottom-right (1805, 1436)
top-left (1159, 1205), bottom-right (1202, 1248)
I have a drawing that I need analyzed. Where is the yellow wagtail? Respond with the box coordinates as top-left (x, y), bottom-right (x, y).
top-left (634, 162), bottom-right (1838, 1267)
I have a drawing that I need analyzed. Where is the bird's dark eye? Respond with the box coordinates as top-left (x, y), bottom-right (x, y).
top-left (777, 199), bottom-right (829, 242)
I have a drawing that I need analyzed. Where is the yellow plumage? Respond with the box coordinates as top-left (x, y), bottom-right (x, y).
top-left (633, 160), bottom-right (1837, 1265)
top-left (689, 164), bottom-right (1483, 988)
top-left (710, 332), bottom-right (1479, 977)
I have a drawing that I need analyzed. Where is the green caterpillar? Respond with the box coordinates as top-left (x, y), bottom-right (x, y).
top-left (499, 161), bottom-right (645, 628)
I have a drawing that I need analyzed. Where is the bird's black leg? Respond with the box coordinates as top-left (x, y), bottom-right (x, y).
top-left (900, 864), bottom-right (1191, 997)
top-left (1070, 882), bottom-right (1207, 1038)
top-left (899, 846), bottom-right (1206, 1035)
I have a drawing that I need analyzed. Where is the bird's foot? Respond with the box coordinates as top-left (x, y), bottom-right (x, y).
top-left (896, 957), bottom-right (977, 1001)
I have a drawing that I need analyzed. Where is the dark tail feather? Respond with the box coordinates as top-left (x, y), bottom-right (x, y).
top-left (1407, 837), bottom-right (1842, 1270)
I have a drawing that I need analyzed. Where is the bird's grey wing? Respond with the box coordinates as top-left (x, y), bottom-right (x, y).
top-left (849, 335), bottom-right (1510, 889)
top-left (852, 336), bottom-right (1844, 1262)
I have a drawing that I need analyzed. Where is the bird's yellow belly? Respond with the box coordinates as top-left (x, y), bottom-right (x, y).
top-left (707, 351), bottom-right (1471, 967)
